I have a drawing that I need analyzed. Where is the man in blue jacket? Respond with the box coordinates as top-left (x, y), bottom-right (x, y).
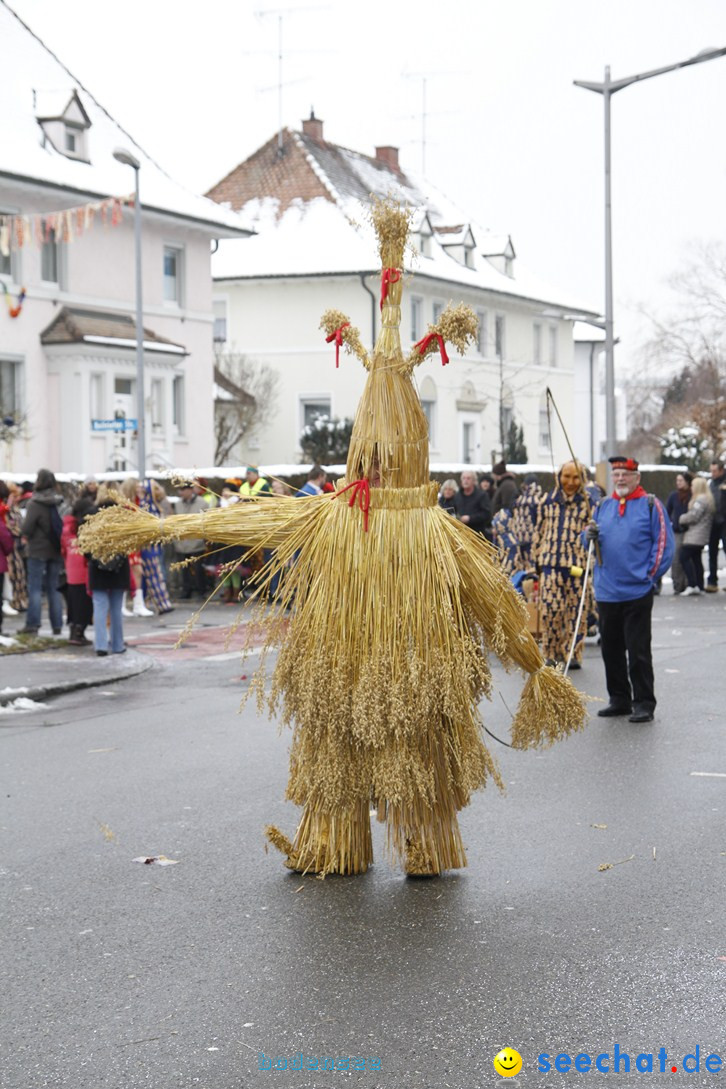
top-left (585, 456), bottom-right (674, 724)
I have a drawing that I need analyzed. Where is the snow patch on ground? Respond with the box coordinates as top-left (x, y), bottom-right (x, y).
top-left (0, 697), bottom-right (49, 714)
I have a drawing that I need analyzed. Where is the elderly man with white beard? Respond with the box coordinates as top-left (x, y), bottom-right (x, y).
top-left (585, 456), bottom-right (674, 724)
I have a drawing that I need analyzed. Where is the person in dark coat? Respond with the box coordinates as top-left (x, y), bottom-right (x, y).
top-left (88, 500), bottom-right (131, 655)
top-left (491, 460), bottom-right (520, 514)
top-left (706, 460), bottom-right (726, 591)
top-left (454, 470), bottom-right (492, 538)
top-left (665, 471), bottom-right (692, 594)
top-left (18, 468), bottom-right (64, 635)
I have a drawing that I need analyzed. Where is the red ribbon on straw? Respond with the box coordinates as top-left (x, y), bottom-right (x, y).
top-left (334, 478), bottom-right (371, 532)
top-left (380, 267), bottom-right (401, 311)
top-left (414, 332), bottom-right (449, 366)
top-left (325, 322), bottom-right (350, 368)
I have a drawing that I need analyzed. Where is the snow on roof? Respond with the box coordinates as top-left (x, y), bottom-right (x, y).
top-left (213, 194), bottom-right (597, 315)
top-left (213, 197), bottom-right (375, 279)
top-left (573, 320), bottom-right (606, 342)
top-left (0, 2), bottom-right (251, 236)
top-left (33, 88), bottom-right (78, 120)
top-left (209, 125), bottom-right (597, 314)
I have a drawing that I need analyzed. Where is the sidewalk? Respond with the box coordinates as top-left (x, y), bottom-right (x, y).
top-left (0, 595), bottom-right (260, 704)
top-left (0, 645), bottom-right (153, 705)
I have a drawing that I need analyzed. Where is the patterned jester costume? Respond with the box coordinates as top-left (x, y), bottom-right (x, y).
top-left (79, 202), bottom-right (586, 877)
top-left (532, 464), bottom-right (593, 667)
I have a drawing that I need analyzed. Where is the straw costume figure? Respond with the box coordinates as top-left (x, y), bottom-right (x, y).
top-left (531, 460), bottom-right (594, 669)
top-left (79, 200), bottom-right (587, 878)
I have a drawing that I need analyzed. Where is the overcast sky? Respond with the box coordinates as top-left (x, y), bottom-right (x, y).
top-left (9, 0), bottom-right (726, 377)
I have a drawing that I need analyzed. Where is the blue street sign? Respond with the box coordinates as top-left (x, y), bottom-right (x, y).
top-left (91, 418), bottom-right (138, 432)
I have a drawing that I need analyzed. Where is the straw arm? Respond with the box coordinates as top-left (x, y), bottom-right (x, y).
top-left (406, 303), bottom-right (479, 369)
top-left (78, 496), bottom-right (314, 564)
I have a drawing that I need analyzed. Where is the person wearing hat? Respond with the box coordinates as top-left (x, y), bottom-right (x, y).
top-left (585, 456), bottom-right (674, 723)
top-left (491, 460), bottom-right (520, 515)
top-left (240, 466), bottom-right (271, 499)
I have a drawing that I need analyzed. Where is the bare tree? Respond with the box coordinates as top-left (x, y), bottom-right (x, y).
top-left (634, 242), bottom-right (726, 460)
top-left (213, 352), bottom-right (279, 465)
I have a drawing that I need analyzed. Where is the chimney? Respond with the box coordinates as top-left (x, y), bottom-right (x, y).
top-left (302, 109), bottom-right (324, 142)
top-left (375, 145), bottom-right (400, 172)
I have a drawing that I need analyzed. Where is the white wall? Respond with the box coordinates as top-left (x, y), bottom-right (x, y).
top-left (216, 270), bottom-right (577, 469)
top-left (0, 177), bottom-right (217, 474)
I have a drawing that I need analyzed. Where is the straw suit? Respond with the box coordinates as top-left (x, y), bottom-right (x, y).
top-left (79, 202), bottom-right (586, 878)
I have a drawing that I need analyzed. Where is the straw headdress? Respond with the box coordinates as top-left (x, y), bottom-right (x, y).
top-left (79, 198), bottom-right (587, 877)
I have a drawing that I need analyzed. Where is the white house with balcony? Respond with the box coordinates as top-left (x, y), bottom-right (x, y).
top-left (0, 2), bottom-right (250, 475)
top-left (207, 113), bottom-right (599, 469)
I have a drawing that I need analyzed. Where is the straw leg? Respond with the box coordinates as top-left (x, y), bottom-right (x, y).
top-left (398, 807), bottom-right (467, 876)
top-left (266, 798), bottom-right (373, 876)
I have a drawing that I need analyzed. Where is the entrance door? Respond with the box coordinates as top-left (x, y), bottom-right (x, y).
top-left (112, 377), bottom-right (135, 471)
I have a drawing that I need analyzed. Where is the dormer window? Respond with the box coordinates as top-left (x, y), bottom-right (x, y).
top-left (435, 224), bottom-right (477, 269)
top-left (35, 89), bottom-right (91, 162)
top-left (411, 211), bottom-right (434, 259)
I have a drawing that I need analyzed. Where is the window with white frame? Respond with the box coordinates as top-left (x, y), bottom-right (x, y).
top-left (462, 420), bottom-right (476, 464)
top-left (300, 396), bottom-right (331, 430)
top-left (89, 373), bottom-right (104, 423)
top-left (163, 245), bottom-right (183, 305)
top-left (548, 325), bottom-right (558, 367)
top-left (421, 398), bottom-right (436, 445)
top-left (41, 225), bottom-right (60, 284)
top-left (172, 374), bottom-right (185, 435)
top-left (411, 296), bottom-right (423, 341)
top-left (0, 208), bottom-right (19, 280)
top-left (432, 300), bottom-right (444, 323)
top-left (0, 357), bottom-right (22, 417)
top-left (476, 310), bottom-right (488, 356)
top-left (212, 298), bottom-right (228, 346)
top-left (418, 232), bottom-right (431, 258)
top-left (533, 322), bottom-right (542, 365)
top-left (495, 315), bottom-right (505, 361)
top-left (539, 395), bottom-right (551, 451)
top-left (151, 378), bottom-right (165, 433)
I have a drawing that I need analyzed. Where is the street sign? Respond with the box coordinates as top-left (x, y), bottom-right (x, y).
top-left (91, 418), bottom-right (138, 432)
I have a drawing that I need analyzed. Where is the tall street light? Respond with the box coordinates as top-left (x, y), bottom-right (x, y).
top-left (113, 147), bottom-right (145, 480)
top-left (574, 46), bottom-right (726, 464)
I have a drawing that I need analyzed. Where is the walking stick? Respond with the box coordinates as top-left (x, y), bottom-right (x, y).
top-left (564, 539), bottom-right (594, 677)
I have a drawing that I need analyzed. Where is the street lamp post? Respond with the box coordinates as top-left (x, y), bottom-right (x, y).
top-left (113, 147), bottom-right (145, 480)
top-left (574, 47), bottom-right (726, 464)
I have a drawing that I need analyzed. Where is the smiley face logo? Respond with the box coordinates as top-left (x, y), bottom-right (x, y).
top-left (493, 1047), bottom-right (523, 1077)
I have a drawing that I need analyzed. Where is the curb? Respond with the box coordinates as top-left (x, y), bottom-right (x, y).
top-left (0, 652), bottom-right (154, 706)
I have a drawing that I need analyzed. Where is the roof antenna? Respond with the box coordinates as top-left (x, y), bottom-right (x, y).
top-left (255, 6), bottom-right (329, 157)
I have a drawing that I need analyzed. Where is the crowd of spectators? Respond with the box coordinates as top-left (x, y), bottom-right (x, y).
top-left (1, 459), bottom-right (724, 672)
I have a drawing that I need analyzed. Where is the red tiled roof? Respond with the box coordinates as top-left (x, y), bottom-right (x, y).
top-left (206, 127), bottom-right (428, 217)
top-left (206, 128), bottom-right (332, 214)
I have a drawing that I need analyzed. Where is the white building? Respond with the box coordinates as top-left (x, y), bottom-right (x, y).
top-left (0, 3), bottom-right (250, 475)
top-left (208, 113), bottom-right (599, 469)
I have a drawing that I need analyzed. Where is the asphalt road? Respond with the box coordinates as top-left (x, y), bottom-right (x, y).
top-left (3, 591), bottom-right (726, 1089)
